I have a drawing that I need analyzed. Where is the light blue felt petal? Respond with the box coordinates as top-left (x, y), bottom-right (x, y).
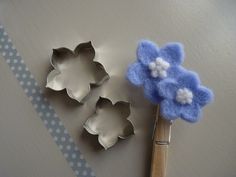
top-left (127, 62), bottom-right (148, 86)
top-left (194, 86), bottom-right (214, 107)
top-left (160, 99), bottom-right (180, 121)
top-left (157, 78), bottom-right (179, 99)
top-left (143, 79), bottom-right (162, 104)
top-left (137, 40), bottom-right (159, 66)
top-left (160, 42), bottom-right (184, 65)
top-left (180, 102), bottom-right (201, 123)
top-left (168, 66), bottom-right (186, 79)
top-left (177, 70), bottom-right (200, 90)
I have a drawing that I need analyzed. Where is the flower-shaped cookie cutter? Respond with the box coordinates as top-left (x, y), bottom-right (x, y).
top-left (84, 97), bottom-right (134, 149)
top-left (46, 41), bottom-right (109, 102)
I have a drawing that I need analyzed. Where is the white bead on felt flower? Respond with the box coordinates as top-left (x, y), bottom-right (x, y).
top-left (176, 88), bottom-right (193, 104)
top-left (148, 57), bottom-right (170, 78)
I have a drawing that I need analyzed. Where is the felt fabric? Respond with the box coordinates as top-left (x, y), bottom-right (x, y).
top-left (143, 79), bottom-right (162, 104)
top-left (127, 40), bottom-right (185, 104)
top-left (157, 70), bottom-right (214, 123)
top-left (137, 40), bottom-right (184, 66)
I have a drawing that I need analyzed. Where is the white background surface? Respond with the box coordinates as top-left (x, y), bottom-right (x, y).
top-left (0, 0), bottom-right (236, 177)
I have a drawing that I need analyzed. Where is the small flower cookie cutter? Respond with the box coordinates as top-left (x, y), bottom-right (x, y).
top-left (84, 97), bottom-right (134, 149)
top-left (46, 41), bottom-right (109, 103)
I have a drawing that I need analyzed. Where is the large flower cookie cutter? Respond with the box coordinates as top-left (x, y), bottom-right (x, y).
top-left (84, 97), bottom-right (134, 149)
top-left (46, 41), bottom-right (109, 102)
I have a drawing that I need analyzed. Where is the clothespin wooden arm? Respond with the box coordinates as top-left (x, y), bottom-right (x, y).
top-left (150, 107), bottom-right (172, 177)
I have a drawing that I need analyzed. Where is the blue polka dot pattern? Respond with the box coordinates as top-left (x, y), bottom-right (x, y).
top-left (0, 25), bottom-right (95, 177)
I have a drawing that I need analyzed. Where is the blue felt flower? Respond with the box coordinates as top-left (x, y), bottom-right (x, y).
top-left (157, 70), bottom-right (214, 123)
top-left (127, 40), bottom-right (185, 104)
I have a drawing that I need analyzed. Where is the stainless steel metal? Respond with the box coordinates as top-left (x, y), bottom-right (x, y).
top-left (84, 97), bottom-right (134, 149)
top-left (46, 42), bottom-right (135, 149)
top-left (46, 41), bottom-right (109, 102)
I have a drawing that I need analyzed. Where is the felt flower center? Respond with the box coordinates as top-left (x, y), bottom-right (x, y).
top-left (148, 57), bottom-right (170, 78)
top-left (176, 88), bottom-right (193, 104)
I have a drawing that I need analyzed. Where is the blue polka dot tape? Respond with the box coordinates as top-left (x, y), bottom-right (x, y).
top-left (0, 24), bottom-right (95, 177)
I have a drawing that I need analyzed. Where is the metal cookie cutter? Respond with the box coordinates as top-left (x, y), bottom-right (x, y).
top-left (46, 41), bottom-right (109, 103)
top-left (84, 97), bottom-right (134, 149)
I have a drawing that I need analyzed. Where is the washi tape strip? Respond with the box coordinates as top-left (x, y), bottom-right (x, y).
top-left (0, 24), bottom-right (95, 177)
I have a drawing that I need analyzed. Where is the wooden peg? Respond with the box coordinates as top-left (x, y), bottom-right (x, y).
top-left (150, 107), bottom-right (172, 177)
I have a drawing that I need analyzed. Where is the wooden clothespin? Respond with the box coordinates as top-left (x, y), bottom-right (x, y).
top-left (150, 106), bottom-right (172, 177)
